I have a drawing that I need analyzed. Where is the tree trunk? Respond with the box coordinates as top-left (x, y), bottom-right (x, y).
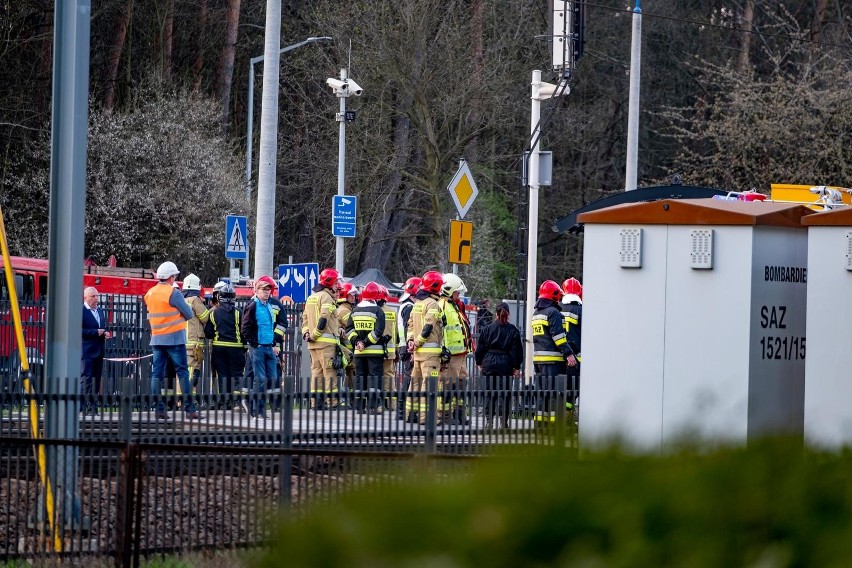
top-left (738, 0), bottom-right (754, 72)
top-left (465, 0), bottom-right (483, 161)
top-left (103, 0), bottom-right (133, 110)
top-left (358, 93), bottom-right (414, 272)
top-left (192, 0), bottom-right (208, 91)
top-left (217, 0), bottom-right (242, 130)
top-left (163, 0), bottom-right (174, 79)
top-left (811, 0), bottom-right (827, 49)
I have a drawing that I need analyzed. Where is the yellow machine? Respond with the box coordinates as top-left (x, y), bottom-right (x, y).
top-left (770, 184), bottom-right (851, 210)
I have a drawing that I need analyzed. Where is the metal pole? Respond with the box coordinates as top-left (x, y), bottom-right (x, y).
top-left (47, 0), bottom-right (91, 535)
top-left (245, 60), bottom-right (256, 203)
top-left (249, 36), bottom-right (332, 279)
top-left (625, 0), bottom-right (642, 191)
top-left (335, 68), bottom-right (347, 274)
top-left (523, 70), bottom-right (543, 380)
top-left (253, 0), bottom-right (282, 279)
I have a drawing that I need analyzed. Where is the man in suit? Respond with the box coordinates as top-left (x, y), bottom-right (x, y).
top-left (81, 286), bottom-right (111, 416)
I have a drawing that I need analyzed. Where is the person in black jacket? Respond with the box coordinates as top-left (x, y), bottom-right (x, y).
top-left (474, 302), bottom-right (523, 430)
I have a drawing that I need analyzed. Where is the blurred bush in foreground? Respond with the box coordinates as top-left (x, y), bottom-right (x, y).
top-left (256, 441), bottom-right (852, 567)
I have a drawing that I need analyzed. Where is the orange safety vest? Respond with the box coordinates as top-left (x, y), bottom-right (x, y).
top-left (145, 284), bottom-right (185, 336)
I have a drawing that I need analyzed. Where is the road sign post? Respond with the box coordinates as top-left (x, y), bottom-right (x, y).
top-left (447, 160), bottom-right (479, 219)
top-left (225, 215), bottom-right (248, 260)
top-left (448, 220), bottom-right (473, 265)
top-left (277, 262), bottom-right (320, 303)
top-left (332, 195), bottom-right (357, 238)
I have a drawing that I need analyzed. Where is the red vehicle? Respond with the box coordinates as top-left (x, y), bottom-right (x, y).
top-left (0, 256), bottom-right (164, 388)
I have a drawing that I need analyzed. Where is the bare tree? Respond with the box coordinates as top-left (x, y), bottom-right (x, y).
top-left (192, 0), bottom-right (208, 92)
top-left (216, 0), bottom-right (242, 129)
top-left (103, 0), bottom-right (133, 110)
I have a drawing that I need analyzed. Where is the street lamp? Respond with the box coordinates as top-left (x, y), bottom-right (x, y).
top-left (326, 68), bottom-right (364, 274)
top-left (245, 36), bottom-right (332, 202)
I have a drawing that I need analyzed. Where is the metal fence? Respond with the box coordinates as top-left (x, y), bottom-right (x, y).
top-left (0, 295), bottom-right (581, 565)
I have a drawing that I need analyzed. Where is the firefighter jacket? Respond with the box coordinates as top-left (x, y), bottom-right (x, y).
top-left (144, 283), bottom-right (194, 346)
top-left (561, 301), bottom-right (582, 360)
top-left (336, 300), bottom-right (354, 348)
top-left (346, 301), bottom-right (386, 357)
top-left (406, 290), bottom-right (444, 361)
top-left (301, 286), bottom-right (339, 350)
top-left (380, 302), bottom-right (397, 359)
top-left (204, 301), bottom-right (242, 348)
top-left (184, 292), bottom-right (210, 348)
top-left (531, 298), bottom-right (573, 363)
top-left (241, 296), bottom-right (287, 348)
top-left (439, 296), bottom-right (470, 356)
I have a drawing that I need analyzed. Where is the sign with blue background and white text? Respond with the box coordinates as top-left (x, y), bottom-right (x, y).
top-left (277, 263), bottom-right (320, 303)
top-left (332, 195), bottom-right (357, 237)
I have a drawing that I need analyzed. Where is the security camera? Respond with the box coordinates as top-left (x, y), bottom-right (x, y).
top-left (326, 78), bottom-right (348, 91)
top-left (347, 79), bottom-right (364, 96)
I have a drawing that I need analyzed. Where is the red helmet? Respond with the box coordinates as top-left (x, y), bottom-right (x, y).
top-left (403, 276), bottom-right (422, 296)
top-left (538, 280), bottom-right (563, 303)
top-left (338, 282), bottom-right (359, 301)
top-left (361, 281), bottom-right (381, 302)
top-left (319, 268), bottom-right (341, 288)
top-left (255, 275), bottom-right (277, 295)
top-left (377, 285), bottom-right (389, 302)
top-left (562, 278), bottom-right (583, 300)
top-left (421, 271), bottom-right (443, 295)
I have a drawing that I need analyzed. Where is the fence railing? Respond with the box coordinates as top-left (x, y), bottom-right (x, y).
top-left (0, 378), bottom-right (577, 564)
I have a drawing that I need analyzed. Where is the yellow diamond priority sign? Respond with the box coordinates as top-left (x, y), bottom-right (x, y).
top-left (447, 161), bottom-right (479, 219)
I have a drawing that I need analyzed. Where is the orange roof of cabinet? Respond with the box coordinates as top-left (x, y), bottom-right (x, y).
top-left (577, 198), bottom-right (814, 228)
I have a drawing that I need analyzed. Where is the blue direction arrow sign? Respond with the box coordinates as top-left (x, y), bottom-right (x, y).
top-left (332, 195), bottom-right (357, 238)
top-left (277, 262), bottom-right (320, 303)
top-left (225, 215), bottom-right (248, 260)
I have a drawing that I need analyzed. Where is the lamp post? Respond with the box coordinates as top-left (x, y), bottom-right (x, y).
top-left (247, 34), bottom-right (331, 279)
top-left (246, 36), bottom-right (332, 201)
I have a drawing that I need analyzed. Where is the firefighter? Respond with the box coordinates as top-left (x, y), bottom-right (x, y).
top-left (439, 273), bottom-right (472, 426)
top-left (181, 273), bottom-right (210, 393)
top-left (301, 268), bottom-right (341, 410)
top-left (204, 284), bottom-right (244, 408)
top-left (336, 282), bottom-right (359, 407)
top-left (561, 277), bottom-right (583, 408)
top-left (345, 281), bottom-right (386, 415)
top-left (395, 276), bottom-right (421, 420)
top-left (376, 285), bottom-right (397, 412)
top-left (531, 280), bottom-right (577, 426)
top-left (405, 270), bottom-right (445, 425)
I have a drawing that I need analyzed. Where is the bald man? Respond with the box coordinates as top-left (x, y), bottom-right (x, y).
top-left (81, 287), bottom-right (111, 416)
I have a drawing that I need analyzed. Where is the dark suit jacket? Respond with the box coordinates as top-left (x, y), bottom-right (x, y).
top-left (82, 306), bottom-right (107, 361)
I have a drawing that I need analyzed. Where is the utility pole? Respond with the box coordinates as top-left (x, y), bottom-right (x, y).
top-left (326, 68), bottom-right (364, 274)
top-left (625, 0), bottom-right (642, 191)
top-left (253, 0), bottom-right (281, 279)
top-left (523, 70), bottom-right (568, 380)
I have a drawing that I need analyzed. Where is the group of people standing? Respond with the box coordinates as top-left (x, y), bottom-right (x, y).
top-left (299, 267), bottom-right (583, 430)
top-left (80, 261), bottom-right (582, 427)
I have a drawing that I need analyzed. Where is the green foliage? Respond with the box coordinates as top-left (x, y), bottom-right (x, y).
top-left (259, 441), bottom-right (852, 567)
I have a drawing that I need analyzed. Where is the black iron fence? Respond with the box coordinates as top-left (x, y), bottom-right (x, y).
top-left (0, 295), bottom-right (583, 565)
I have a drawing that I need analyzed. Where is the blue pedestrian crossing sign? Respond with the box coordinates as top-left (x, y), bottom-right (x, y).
top-left (332, 195), bottom-right (357, 238)
top-left (277, 262), bottom-right (320, 303)
top-left (225, 215), bottom-right (248, 260)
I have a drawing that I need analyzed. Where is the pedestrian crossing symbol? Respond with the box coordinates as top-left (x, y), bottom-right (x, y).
top-left (225, 215), bottom-right (248, 260)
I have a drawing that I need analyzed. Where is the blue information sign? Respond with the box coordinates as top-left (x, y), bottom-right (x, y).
top-left (332, 195), bottom-right (357, 238)
top-left (225, 215), bottom-right (248, 260)
top-left (277, 263), bottom-right (320, 303)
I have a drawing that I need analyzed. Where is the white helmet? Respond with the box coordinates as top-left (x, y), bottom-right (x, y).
top-left (156, 261), bottom-right (179, 280)
top-left (213, 280), bottom-right (227, 292)
top-left (183, 273), bottom-right (201, 291)
top-left (441, 273), bottom-right (467, 296)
